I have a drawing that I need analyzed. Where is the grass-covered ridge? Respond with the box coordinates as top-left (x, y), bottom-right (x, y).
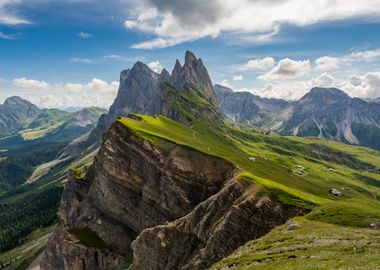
top-left (118, 114), bottom-right (380, 226)
top-left (209, 218), bottom-right (380, 270)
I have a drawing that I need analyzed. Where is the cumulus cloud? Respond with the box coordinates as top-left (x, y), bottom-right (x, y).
top-left (258, 58), bottom-right (310, 80)
top-left (86, 78), bottom-right (119, 94)
top-left (65, 83), bottom-right (84, 93)
top-left (77, 32), bottom-right (94, 39)
top-left (147, 60), bottom-right (164, 73)
top-left (5, 76), bottom-right (120, 109)
top-left (338, 72), bottom-right (380, 98)
top-left (125, 0), bottom-right (380, 49)
top-left (220, 79), bottom-right (233, 88)
top-left (232, 75), bottom-right (244, 81)
top-left (13, 77), bottom-right (49, 90)
top-left (314, 56), bottom-right (339, 71)
top-left (251, 73), bottom-right (335, 100)
top-left (70, 57), bottom-right (92, 64)
top-left (240, 57), bottom-right (275, 70)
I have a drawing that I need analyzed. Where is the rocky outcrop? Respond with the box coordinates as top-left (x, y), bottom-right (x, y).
top-left (131, 178), bottom-right (304, 270)
top-left (40, 118), bottom-right (305, 270)
top-left (214, 84), bottom-right (291, 128)
top-left (60, 51), bottom-right (219, 158)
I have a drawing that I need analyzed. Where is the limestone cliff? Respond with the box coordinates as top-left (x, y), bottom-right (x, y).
top-left (40, 118), bottom-right (305, 270)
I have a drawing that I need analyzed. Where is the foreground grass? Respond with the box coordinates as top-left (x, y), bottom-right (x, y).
top-left (209, 218), bottom-right (380, 270)
top-left (118, 114), bottom-right (380, 268)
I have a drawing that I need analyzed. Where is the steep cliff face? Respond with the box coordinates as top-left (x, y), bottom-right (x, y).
top-left (41, 119), bottom-right (234, 268)
top-left (61, 51), bottom-right (219, 158)
top-left (40, 117), bottom-right (305, 270)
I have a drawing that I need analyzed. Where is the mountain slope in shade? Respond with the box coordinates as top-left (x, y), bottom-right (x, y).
top-left (214, 84), bottom-right (292, 128)
top-left (60, 51), bottom-right (220, 158)
top-left (279, 87), bottom-right (380, 150)
top-left (0, 96), bottom-right (41, 137)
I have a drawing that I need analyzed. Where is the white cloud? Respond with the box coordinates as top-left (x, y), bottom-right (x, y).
top-left (251, 73), bottom-right (335, 100)
top-left (77, 32), bottom-right (94, 39)
top-left (314, 56), bottom-right (339, 71)
top-left (70, 57), bottom-right (92, 64)
top-left (125, 0), bottom-right (380, 49)
top-left (241, 57), bottom-right (275, 70)
top-left (0, 31), bottom-right (16, 39)
top-left (13, 77), bottom-right (49, 90)
top-left (220, 79), bottom-right (233, 89)
top-left (103, 54), bottom-right (123, 60)
top-left (310, 73), bottom-right (335, 87)
top-left (147, 60), bottom-right (163, 73)
top-left (258, 58), bottom-right (310, 80)
top-left (232, 75), bottom-right (244, 81)
top-left (65, 83), bottom-right (84, 93)
top-left (0, 0), bottom-right (30, 26)
top-left (342, 49), bottom-right (380, 62)
top-left (338, 72), bottom-right (380, 98)
top-left (86, 78), bottom-right (119, 94)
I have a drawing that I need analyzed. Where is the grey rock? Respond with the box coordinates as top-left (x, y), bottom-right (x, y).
top-left (214, 84), bottom-right (292, 128)
top-left (278, 87), bottom-right (380, 150)
top-left (60, 51), bottom-right (220, 158)
top-left (41, 120), bottom-right (306, 270)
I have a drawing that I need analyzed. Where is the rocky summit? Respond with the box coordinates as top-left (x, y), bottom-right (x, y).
top-left (60, 51), bottom-right (219, 158)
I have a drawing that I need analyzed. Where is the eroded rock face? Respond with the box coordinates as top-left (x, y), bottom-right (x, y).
top-left (40, 229), bottom-right (124, 270)
top-left (40, 121), bottom-right (237, 269)
top-left (130, 179), bottom-right (304, 270)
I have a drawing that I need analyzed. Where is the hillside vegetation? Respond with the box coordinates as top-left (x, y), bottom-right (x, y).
top-left (118, 112), bottom-right (380, 269)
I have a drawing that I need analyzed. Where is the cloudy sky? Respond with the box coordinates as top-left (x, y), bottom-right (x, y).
top-left (1, 0), bottom-right (380, 108)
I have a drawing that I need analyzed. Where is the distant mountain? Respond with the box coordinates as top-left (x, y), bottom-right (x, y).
top-left (0, 96), bottom-right (106, 142)
top-left (214, 84), bottom-right (292, 128)
top-left (61, 51), bottom-right (220, 158)
top-left (216, 86), bottom-right (380, 150)
top-left (0, 97), bottom-right (41, 137)
top-left (278, 87), bottom-right (380, 149)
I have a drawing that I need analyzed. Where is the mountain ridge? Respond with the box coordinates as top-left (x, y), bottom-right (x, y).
top-left (215, 86), bottom-right (380, 150)
top-left (60, 50), bottom-right (220, 158)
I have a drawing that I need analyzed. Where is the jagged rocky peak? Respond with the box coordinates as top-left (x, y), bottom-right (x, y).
top-left (160, 68), bottom-right (171, 82)
top-left (171, 50), bottom-right (218, 105)
top-left (300, 87), bottom-right (351, 104)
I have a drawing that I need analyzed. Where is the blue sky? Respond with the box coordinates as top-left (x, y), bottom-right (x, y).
top-left (1, 0), bottom-right (380, 108)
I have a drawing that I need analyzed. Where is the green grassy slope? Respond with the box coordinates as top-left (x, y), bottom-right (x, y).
top-left (209, 218), bottom-right (380, 270)
top-left (118, 113), bottom-right (380, 269)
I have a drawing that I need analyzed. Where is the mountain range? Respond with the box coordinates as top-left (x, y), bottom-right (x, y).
top-left (0, 98), bottom-right (106, 192)
top-left (215, 85), bottom-right (380, 150)
top-left (60, 51), bottom-right (220, 158)
top-left (26, 51), bottom-right (380, 270)
top-left (0, 96), bottom-right (107, 143)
